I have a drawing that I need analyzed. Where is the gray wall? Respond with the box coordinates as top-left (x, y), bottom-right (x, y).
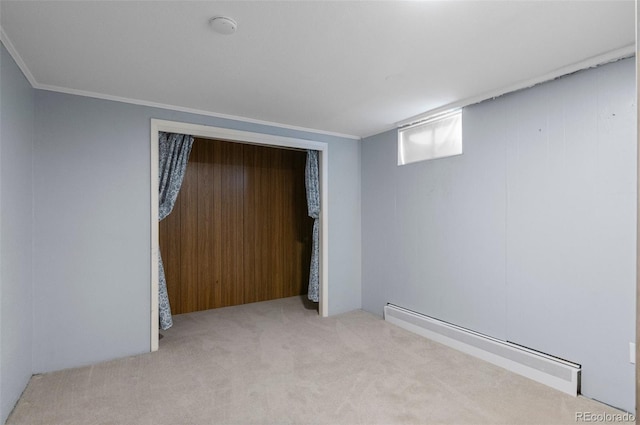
top-left (362, 58), bottom-right (636, 412)
top-left (0, 44), bottom-right (34, 423)
top-left (32, 91), bottom-right (361, 373)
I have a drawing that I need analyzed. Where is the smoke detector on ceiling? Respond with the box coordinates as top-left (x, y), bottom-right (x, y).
top-left (209, 16), bottom-right (238, 35)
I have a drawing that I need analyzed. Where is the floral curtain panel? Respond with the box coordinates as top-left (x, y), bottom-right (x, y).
top-left (305, 150), bottom-right (320, 302)
top-left (158, 132), bottom-right (194, 330)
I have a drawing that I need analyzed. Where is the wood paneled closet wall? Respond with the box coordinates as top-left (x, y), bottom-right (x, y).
top-left (159, 138), bottom-right (313, 315)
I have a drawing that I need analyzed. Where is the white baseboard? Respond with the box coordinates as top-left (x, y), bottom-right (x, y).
top-left (384, 304), bottom-right (581, 396)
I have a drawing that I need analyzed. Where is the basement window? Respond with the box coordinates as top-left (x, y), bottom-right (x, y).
top-left (398, 109), bottom-right (462, 165)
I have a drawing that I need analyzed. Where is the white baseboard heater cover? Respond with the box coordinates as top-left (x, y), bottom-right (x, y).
top-left (384, 304), bottom-right (581, 396)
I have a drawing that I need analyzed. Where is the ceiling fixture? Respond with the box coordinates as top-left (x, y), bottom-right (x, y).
top-left (209, 16), bottom-right (238, 35)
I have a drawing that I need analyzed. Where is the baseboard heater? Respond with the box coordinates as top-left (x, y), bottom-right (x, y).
top-left (384, 304), bottom-right (581, 396)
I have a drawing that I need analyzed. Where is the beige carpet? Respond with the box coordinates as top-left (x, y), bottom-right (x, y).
top-left (7, 296), bottom-right (632, 425)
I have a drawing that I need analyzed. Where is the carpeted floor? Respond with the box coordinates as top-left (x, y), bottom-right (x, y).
top-left (7, 296), bottom-right (631, 425)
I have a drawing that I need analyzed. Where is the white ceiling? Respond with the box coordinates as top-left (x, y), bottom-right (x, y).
top-left (0, 1), bottom-right (635, 139)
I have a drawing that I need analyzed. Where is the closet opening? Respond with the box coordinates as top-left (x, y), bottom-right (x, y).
top-left (149, 119), bottom-right (329, 351)
top-left (160, 137), bottom-right (313, 314)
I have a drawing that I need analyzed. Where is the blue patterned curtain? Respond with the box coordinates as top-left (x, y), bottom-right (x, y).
top-left (305, 150), bottom-right (320, 302)
top-left (158, 132), bottom-right (194, 330)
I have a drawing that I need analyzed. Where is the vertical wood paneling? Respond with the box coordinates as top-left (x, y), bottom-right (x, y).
top-left (160, 138), bottom-right (311, 314)
top-left (242, 145), bottom-right (258, 305)
top-left (197, 140), bottom-right (215, 311)
top-left (209, 141), bottom-right (223, 309)
top-left (218, 141), bottom-right (245, 307)
top-left (252, 146), bottom-right (284, 302)
top-left (179, 141), bottom-right (199, 314)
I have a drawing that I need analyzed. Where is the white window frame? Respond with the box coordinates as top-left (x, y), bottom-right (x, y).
top-left (398, 109), bottom-right (463, 166)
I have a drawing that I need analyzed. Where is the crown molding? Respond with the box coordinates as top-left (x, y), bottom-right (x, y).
top-left (0, 26), bottom-right (38, 87)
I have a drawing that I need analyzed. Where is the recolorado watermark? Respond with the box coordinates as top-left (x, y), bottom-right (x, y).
top-left (575, 411), bottom-right (635, 423)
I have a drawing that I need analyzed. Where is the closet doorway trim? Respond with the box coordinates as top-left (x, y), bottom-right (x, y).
top-left (150, 119), bottom-right (330, 351)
